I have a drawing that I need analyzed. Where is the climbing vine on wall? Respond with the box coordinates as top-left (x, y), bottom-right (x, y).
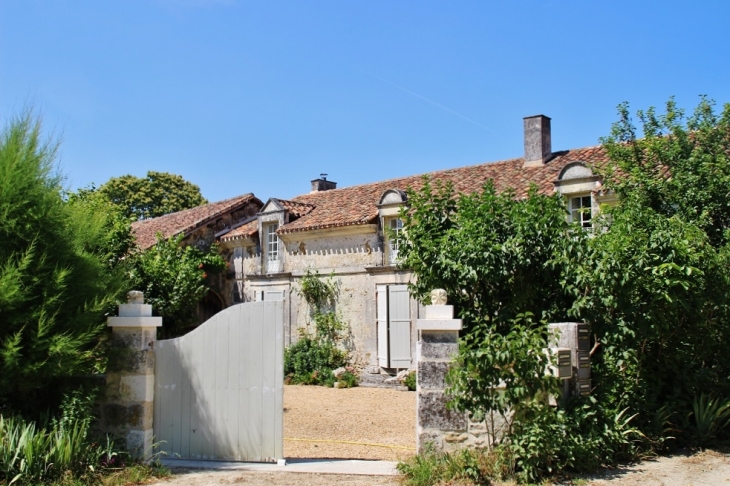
top-left (284, 269), bottom-right (353, 386)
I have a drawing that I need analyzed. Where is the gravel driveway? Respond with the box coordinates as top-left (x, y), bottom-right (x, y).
top-left (283, 384), bottom-right (416, 461)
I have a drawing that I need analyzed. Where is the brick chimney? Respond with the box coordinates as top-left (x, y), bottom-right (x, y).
top-left (310, 173), bottom-right (337, 193)
top-left (523, 115), bottom-right (552, 167)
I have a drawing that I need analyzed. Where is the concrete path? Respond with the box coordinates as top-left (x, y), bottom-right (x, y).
top-left (159, 458), bottom-right (400, 476)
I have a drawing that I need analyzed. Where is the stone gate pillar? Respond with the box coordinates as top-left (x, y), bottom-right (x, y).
top-left (415, 289), bottom-right (467, 452)
top-left (100, 291), bottom-right (162, 459)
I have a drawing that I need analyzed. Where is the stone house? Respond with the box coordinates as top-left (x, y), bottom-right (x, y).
top-left (130, 193), bottom-right (263, 322)
top-left (209, 115), bottom-right (616, 373)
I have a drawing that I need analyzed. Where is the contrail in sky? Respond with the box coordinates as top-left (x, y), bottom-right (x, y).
top-left (358, 69), bottom-right (493, 133)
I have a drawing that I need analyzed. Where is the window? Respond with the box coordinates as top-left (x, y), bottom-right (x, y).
top-left (570, 196), bottom-right (593, 228)
top-left (387, 218), bottom-right (403, 265)
top-left (266, 223), bottom-right (281, 273)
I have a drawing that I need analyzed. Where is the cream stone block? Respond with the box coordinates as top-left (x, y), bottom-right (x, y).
top-left (416, 319), bottom-right (462, 331)
top-left (424, 305), bottom-right (454, 319)
top-left (126, 429), bottom-right (154, 460)
top-left (118, 304), bottom-right (152, 317)
top-left (119, 375), bottom-right (155, 402)
top-left (107, 316), bottom-right (162, 328)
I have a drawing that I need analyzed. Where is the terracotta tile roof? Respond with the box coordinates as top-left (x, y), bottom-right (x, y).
top-left (219, 219), bottom-right (258, 242)
top-left (132, 194), bottom-right (259, 249)
top-left (272, 199), bottom-right (316, 218)
top-left (279, 145), bottom-right (611, 234)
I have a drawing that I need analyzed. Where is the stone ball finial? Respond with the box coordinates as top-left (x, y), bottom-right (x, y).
top-left (127, 290), bottom-right (144, 304)
top-left (430, 289), bottom-right (447, 306)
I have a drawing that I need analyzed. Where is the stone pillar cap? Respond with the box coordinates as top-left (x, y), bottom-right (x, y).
top-left (430, 289), bottom-right (447, 305)
top-left (127, 291), bottom-right (144, 304)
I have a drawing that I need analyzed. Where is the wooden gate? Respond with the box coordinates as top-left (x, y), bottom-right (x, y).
top-left (153, 301), bottom-right (284, 462)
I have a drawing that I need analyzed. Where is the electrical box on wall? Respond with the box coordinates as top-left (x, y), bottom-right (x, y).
top-left (548, 348), bottom-right (573, 379)
top-left (548, 322), bottom-right (592, 398)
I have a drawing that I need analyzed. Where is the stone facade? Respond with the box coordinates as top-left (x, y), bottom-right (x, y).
top-left (219, 223), bottom-right (420, 369)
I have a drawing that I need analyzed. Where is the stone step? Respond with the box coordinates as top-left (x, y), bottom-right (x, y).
top-left (358, 373), bottom-right (410, 391)
top-left (359, 382), bottom-right (409, 392)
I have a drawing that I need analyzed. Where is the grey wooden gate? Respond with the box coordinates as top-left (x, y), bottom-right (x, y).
top-left (153, 301), bottom-right (284, 462)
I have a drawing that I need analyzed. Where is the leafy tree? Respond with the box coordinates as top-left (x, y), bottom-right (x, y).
top-left (563, 97), bottom-right (730, 442)
top-left (96, 171), bottom-right (207, 220)
top-left (560, 201), bottom-right (730, 440)
top-left (65, 186), bottom-right (135, 269)
top-left (0, 113), bottom-right (126, 417)
top-left (398, 179), bottom-right (574, 332)
top-left (601, 96), bottom-right (730, 247)
top-left (127, 234), bottom-right (226, 337)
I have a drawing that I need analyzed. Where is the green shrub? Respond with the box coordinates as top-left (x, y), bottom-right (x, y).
top-left (0, 112), bottom-right (129, 418)
top-left (0, 415), bottom-right (119, 485)
top-left (128, 234), bottom-right (226, 338)
top-left (397, 446), bottom-right (496, 486)
top-left (336, 369), bottom-right (359, 388)
top-left (404, 371), bottom-right (416, 391)
top-left (684, 394), bottom-right (730, 446)
top-left (284, 336), bottom-right (347, 386)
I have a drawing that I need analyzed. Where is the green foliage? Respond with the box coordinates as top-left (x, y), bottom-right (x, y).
top-left (684, 394), bottom-right (730, 447)
top-left (0, 112), bottom-right (126, 418)
top-left (0, 413), bottom-right (169, 486)
top-left (601, 96), bottom-right (730, 247)
top-left (500, 399), bottom-right (643, 483)
top-left (398, 180), bottom-right (574, 333)
top-left (561, 98), bottom-right (730, 447)
top-left (95, 171), bottom-right (207, 221)
top-left (404, 371), bottom-right (417, 391)
top-left (285, 270), bottom-right (351, 386)
top-left (337, 369), bottom-right (359, 388)
top-left (297, 269), bottom-right (337, 308)
top-left (446, 314), bottom-right (559, 432)
top-left (284, 335), bottom-right (347, 386)
top-left (396, 446), bottom-right (498, 486)
top-left (65, 188), bottom-right (135, 270)
top-left (400, 97), bottom-right (730, 480)
top-left (127, 234), bottom-right (226, 337)
top-left (0, 415), bottom-right (115, 485)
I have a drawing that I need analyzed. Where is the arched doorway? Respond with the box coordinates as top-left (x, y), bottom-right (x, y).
top-left (197, 290), bottom-right (224, 325)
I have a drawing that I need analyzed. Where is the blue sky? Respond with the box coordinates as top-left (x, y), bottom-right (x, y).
top-left (2, 0), bottom-right (730, 203)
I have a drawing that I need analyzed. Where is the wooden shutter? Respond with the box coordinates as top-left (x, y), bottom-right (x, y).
top-left (388, 285), bottom-right (411, 368)
top-left (376, 285), bottom-right (389, 367)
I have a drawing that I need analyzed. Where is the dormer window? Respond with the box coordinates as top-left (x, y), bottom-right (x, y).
top-left (555, 162), bottom-right (602, 230)
top-left (388, 218), bottom-right (403, 265)
top-left (569, 195), bottom-right (593, 228)
top-left (266, 222), bottom-right (281, 273)
top-left (378, 189), bottom-right (408, 267)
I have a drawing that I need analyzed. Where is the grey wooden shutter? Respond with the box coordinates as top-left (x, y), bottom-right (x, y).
top-left (376, 285), bottom-right (389, 367)
top-left (388, 285), bottom-right (411, 368)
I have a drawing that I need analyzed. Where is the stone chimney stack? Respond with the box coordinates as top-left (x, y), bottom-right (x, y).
top-left (310, 173), bottom-right (337, 193)
top-left (523, 115), bottom-right (552, 167)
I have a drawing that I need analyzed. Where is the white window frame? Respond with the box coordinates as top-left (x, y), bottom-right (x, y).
top-left (569, 195), bottom-right (593, 228)
top-left (265, 222), bottom-right (281, 273)
top-left (387, 217), bottom-right (403, 265)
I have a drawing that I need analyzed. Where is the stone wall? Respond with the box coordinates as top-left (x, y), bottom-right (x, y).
top-left (416, 295), bottom-right (511, 453)
top-left (98, 292), bottom-right (161, 459)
